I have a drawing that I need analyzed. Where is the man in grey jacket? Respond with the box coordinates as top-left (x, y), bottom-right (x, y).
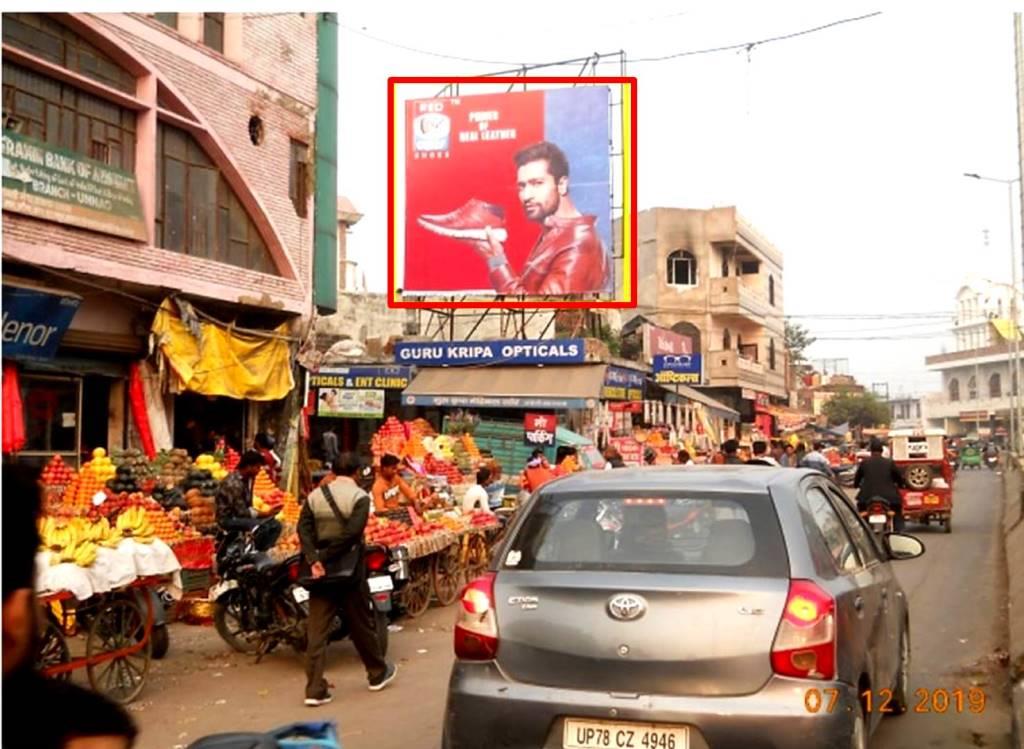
top-left (298, 453), bottom-right (397, 706)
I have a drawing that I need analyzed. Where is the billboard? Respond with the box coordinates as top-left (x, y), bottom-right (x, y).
top-left (400, 85), bottom-right (613, 298)
top-left (394, 338), bottom-right (585, 367)
top-left (523, 413), bottom-right (557, 447)
top-left (1, 284), bottom-right (81, 360)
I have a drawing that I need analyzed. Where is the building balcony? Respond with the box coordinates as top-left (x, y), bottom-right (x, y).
top-left (709, 277), bottom-right (776, 327)
top-left (706, 349), bottom-right (787, 396)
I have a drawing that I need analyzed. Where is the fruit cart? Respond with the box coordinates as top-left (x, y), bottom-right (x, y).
top-left (36, 574), bottom-right (173, 704)
top-left (393, 514), bottom-right (502, 618)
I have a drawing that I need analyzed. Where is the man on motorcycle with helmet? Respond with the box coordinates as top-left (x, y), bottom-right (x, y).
top-left (853, 438), bottom-right (908, 532)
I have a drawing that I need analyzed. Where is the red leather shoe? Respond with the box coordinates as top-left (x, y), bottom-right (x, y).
top-left (417, 199), bottom-right (507, 242)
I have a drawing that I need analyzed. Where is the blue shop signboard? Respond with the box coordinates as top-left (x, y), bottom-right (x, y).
top-left (2, 285), bottom-right (81, 360)
top-left (394, 338), bottom-right (586, 367)
top-left (601, 365), bottom-right (645, 401)
top-left (653, 353), bottom-right (702, 385)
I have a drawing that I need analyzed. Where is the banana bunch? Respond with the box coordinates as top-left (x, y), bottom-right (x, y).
top-left (68, 539), bottom-right (98, 567)
top-left (115, 506), bottom-right (155, 543)
top-left (38, 517), bottom-right (99, 567)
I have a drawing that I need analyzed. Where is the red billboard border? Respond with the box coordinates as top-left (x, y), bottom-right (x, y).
top-left (387, 76), bottom-right (638, 310)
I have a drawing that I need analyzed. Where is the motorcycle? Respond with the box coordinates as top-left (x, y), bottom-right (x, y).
top-left (986, 453), bottom-right (999, 471)
top-left (211, 517), bottom-right (407, 660)
top-left (860, 498), bottom-right (894, 541)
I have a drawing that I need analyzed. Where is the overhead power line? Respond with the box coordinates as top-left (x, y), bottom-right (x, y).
top-left (339, 11), bottom-right (882, 71)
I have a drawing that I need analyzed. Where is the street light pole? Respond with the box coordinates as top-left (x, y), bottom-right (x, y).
top-left (965, 173), bottom-right (1023, 452)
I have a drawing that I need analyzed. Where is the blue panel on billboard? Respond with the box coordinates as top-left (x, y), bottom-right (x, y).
top-left (2, 286), bottom-right (81, 360)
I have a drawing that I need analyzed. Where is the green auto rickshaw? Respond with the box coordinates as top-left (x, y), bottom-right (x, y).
top-left (959, 443), bottom-right (982, 469)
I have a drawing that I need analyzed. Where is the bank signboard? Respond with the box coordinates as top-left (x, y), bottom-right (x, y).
top-left (2, 130), bottom-right (147, 241)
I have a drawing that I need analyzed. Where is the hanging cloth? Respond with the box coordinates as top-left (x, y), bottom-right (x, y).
top-left (2, 362), bottom-right (26, 454)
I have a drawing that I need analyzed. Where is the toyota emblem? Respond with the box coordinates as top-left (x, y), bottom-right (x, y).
top-left (607, 593), bottom-right (647, 622)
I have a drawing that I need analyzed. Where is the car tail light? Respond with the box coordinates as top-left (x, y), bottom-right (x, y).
top-left (454, 572), bottom-right (498, 661)
top-left (365, 549), bottom-right (388, 572)
top-left (771, 579), bottom-right (836, 680)
top-left (287, 561), bottom-right (301, 583)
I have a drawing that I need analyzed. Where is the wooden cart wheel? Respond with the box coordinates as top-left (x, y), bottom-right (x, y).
top-left (432, 542), bottom-right (464, 606)
top-left (463, 533), bottom-right (490, 584)
top-left (399, 558), bottom-right (433, 619)
top-left (36, 618), bottom-right (71, 681)
top-left (86, 598), bottom-right (151, 704)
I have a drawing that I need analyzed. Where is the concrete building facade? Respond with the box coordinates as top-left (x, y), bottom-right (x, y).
top-left (633, 206), bottom-right (787, 433)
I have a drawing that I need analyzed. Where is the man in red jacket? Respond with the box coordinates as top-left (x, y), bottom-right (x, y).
top-left (473, 142), bottom-right (609, 296)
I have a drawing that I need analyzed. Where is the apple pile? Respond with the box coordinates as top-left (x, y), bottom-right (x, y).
top-left (41, 455), bottom-right (76, 488)
top-left (364, 515), bottom-right (415, 547)
top-left (423, 454), bottom-right (464, 484)
top-left (468, 509), bottom-right (498, 528)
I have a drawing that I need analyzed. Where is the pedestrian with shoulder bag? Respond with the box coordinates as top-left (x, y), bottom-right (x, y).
top-left (297, 454), bottom-right (398, 706)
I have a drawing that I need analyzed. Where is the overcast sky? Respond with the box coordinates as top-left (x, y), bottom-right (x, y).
top-left (337, 3), bottom-right (1020, 397)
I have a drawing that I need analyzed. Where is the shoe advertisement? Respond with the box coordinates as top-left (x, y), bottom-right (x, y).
top-left (400, 86), bottom-right (615, 298)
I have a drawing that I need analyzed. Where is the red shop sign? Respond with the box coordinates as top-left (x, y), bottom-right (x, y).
top-left (608, 401), bottom-right (643, 413)
top-left (524, 412), bottom-right (556, 447)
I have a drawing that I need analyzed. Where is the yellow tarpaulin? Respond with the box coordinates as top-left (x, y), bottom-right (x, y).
top-left (991, 319), bottom-right (1022, 342)
top-left (151, 300), bottom-right (294, 401)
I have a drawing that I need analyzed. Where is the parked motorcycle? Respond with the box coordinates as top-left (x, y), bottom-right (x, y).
top-left (860, 498), bottom-right (894, 541)
top-left (211, 517), bottom-right (407, 660)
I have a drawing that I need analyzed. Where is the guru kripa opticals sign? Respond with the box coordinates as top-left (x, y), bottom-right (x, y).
top-left (393, 338), bottom-right (586, 367)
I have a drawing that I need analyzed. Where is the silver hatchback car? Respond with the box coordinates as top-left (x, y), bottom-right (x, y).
top-left (443, 466), bottom-right (925, 749)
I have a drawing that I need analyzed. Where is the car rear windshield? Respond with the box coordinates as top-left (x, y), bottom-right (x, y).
top-left (504, 491), bottom-right (789, 577)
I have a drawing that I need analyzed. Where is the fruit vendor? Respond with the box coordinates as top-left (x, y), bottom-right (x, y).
top-left (371, 454), bottom-right (418, 513)
top-left (4, 464), bottom-right (140, 749)
top-left (216, 449), bottom-right (283, 548)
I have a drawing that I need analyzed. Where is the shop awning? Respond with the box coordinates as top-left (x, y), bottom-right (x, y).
top-left (151, 299), bottom-right (294, 401)
top-left (649, 379), bottom-right (739, 420)
top-left (556, 426), bottom-right (594, 447)
top-left (401, 365), bottom-right (606, 410)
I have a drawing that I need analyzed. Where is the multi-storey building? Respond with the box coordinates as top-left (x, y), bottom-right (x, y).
top-left (2, 12), bottom-right (327, 465)
top-left (632, 206), bottom-right (787, 436)
top-left (923, 279), bottom-right (1021, 440)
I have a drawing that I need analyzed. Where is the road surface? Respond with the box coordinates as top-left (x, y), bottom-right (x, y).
top-left (130, 470), bottom-right (1013, 749)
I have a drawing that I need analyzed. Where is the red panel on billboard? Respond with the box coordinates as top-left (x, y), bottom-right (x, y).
top-left (387, 76), bottom-right (637, 310)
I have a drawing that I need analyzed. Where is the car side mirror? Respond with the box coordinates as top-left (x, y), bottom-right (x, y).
top-left (885, 533), bottom-right (925, 560)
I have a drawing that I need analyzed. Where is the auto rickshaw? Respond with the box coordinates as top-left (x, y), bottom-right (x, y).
top-left (890, 428), bottom-right (954, 533)
top-left (959, 443), bottom-right (982, 470)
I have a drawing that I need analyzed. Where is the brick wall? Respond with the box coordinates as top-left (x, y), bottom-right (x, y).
top-left (1, 13), bottom-right (317, 315)
top-left (239, 14), bottom-right (318, 108)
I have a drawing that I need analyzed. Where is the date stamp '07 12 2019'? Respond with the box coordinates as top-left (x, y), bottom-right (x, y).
top-left (804, 688), bottom-right (988, 715)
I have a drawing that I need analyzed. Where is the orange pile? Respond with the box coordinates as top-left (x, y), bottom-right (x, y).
top-left (280, 492), bottom-right (301, 524)
top-left (401, 434), bottom-right (427, 461)
top-left (145, 507), bottom-right (179, 543)
top-left (252, 468), bottom-right (277, 499)
top-left (461, 434), bottom-right (481, 460)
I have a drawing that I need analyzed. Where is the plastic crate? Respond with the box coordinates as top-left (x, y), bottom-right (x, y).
top-left (180, 568), bottom-right (212, 593)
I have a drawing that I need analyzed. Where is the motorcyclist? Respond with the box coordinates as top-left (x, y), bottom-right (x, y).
top-left (853, 438), bottom-right (907, 532)
top-left (985, 442), bottom-right (998, 469)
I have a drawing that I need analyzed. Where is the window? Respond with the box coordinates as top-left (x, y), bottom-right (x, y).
top-left (769, 274), bottom-right (775, 306)
top-left (968, 375), bottom-right (978, 400)
top-left (916, 402), bottom-right (921, 418)
top-left (289, 140), bottom-right (309, 217)
top-left (2, 62), bottom-right (136, 171)
top-left (805, 487), bottom-right (861, 574)
top-left (828, 487), bottom-right (882, 565)
top-left (20, 375), bottom-right (81, 457)
top-left (740, 260), bottom-right (760, 275)
top-left (203, 13), bottom-right (225, 53)
top-left (721, 259), bottom-right (729, 278)
top-left (769, 338), bottom-right (776, 371)
top-left (156, 123), bottom-right (278, 274)
top-left (990, 372), bottom-right (1002, 399)
top-left (154, 13), bottom-right (178, 28)
top-left (504, 493), bottom-right (789, 577)
top-left (666, 250), bottom-right (697, 286)
top-left (949, 378), bottom-right (960, 402)
top-left (2, 13), bottom-right (135, 94)
top-left (722, 329), bottom-right (731, 350)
